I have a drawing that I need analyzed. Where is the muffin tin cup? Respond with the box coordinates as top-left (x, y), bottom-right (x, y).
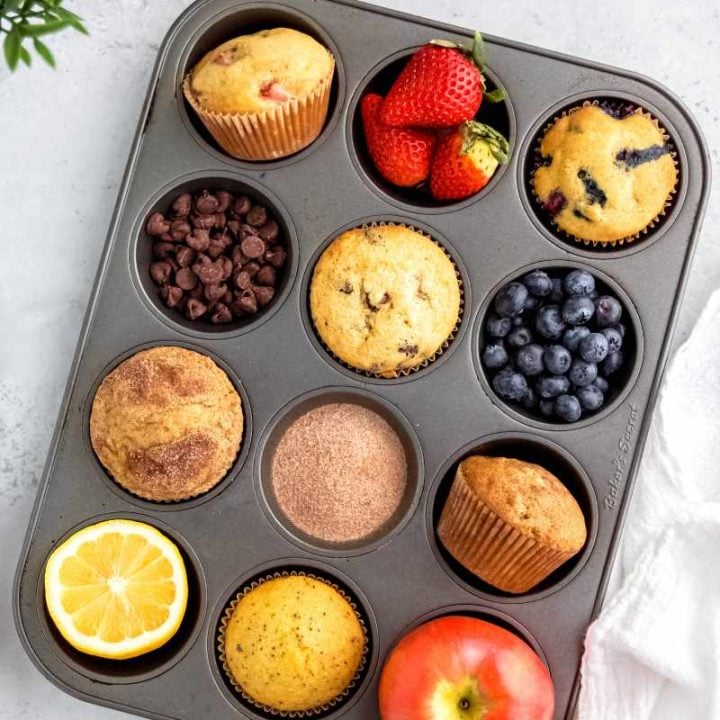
top-left (527, 98), bottom-right (681, 252)
top-left (13, 1), bottom-right (710, 720)
top-left (215, 568), bottom-right (372, 718)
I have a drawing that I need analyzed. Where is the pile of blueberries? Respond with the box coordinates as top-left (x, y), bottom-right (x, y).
top-left (482, 268), bottom-right (629, 422)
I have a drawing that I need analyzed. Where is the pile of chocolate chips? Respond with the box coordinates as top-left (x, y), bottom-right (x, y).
top-left (146, 189), bottom-right (286, 324)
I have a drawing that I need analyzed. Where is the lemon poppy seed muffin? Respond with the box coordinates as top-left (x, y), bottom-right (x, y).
top-left (532, 104), bottom-right (677, 244)
top-left (437, 456), bottom-right (587, 593)
top-left (90, 346), bottom-right (243, 501)
top-left (310, 224), bottom-right (461, 377)
top-left (184, 27), bottom-right (335, 160)
top-left (221, 575), bottom-right (366, 713)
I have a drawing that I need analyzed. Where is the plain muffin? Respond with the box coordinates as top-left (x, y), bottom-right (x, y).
top-left (90, 346), bottom-right (243, 501)
top-left (310, 224), bottom-right (461, 377)
top-left (437, 455), bottom-right (587, 593)
top-left (532, 104), bottom-right (677, 245)
top-left (221, 575), bottom-right (366, 713)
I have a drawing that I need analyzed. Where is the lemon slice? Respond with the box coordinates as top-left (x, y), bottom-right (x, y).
top-left (44, 519), bottom-right (188, 660)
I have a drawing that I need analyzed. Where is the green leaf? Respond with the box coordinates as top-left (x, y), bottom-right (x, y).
top-left (485, 87), bottom-right (506, 103)
top-left (33, 36), bottom-right (54, 66)
top-left (49, 5), bottom-right (89, 34)
top-left (472, 30), bottom-right (486, 69)
top-left (19, 43), bottom-right (31, 66)
top-left (19, 18), bottom-right (69, 37)
top-left (3, 26), bottom-right (21, 70)
top-left (2, 0), bottom-right (25, 14)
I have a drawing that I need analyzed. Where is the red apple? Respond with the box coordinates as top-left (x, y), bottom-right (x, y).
top-left (378, 615), bottom-right (554, 720)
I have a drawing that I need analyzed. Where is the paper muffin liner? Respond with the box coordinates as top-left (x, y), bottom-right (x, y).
top-left (217, 570), bottom-right (369, 717)
top-left (310, 222), bottom-right (465, 380)
top-left (529, 99), bottom-right (679, 248)
top-left (437, 467), bottom-right (578, 594)
top-left (183, 63), bottom-right (334, 161)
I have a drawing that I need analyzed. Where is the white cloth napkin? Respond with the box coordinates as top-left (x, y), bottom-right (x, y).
top-left (578, 289), bottom-right (720, 719)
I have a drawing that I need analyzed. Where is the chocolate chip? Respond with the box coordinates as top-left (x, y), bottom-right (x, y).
top-left (243, 261), bottom-right (261, 277)
top-left (169, 219), bottom-right (191, 241)
top-left (172, 193), bottom-right (192, 217)
top-left (186, 228), bottom-right (210, 252)
top-left (223, 289), bottom-right (234, 305)
top-left (191, 214), bottom-right (215, 230)
top-left (237, 289), bottom-right (258, 314)
top-left (210, 303), bottom-right (233, 324)
top-left (196, 262), bottom-right (223, 285)
top-left (185, 298), bottom-right (207, 320)
top-left (241, 235), bottom-right (266, 259)
top-left (153, 242), bottom-right (175, 259)
top-left (146, 212), bottom-right (170, 236)
top-left (213, 212), bottom-right (227, 229)
top-left (195, 190), bottom-right (219, 215)
top-left (257, 220), bottom-right (279, 242)
top-left (204, 282), bottom-right (228, 304)
top-left (227, 219), bottom-right (241, 238)
top-left (231, 246), bottom-right (248, 267)
top-left (175, 246), bottom-right (196, 268)
top-left (255, 265), bottom-right (276, 286)
top-left (219, 256), bottom-right (233, 281)
top-left (150, 261), bottom-right (173, 285)
top-left (207, 238), bottom-right (228, 259)
top-left (253, 285), bottom-right (275, 307)
top-left (264, 246), bottom-right (286, 268)
top-left (160, 285), bottom-right (183, 308)
top-left (246, 205), bottom-right (267, 227)
top-left (215, 190), bottom-right (233, 213)
top-left (175, 268), bottom-right (198, 291)
top-left (232, 196), bottom-right (252, 216)
top-left (188, 285), bottom-right (204, 301)
top-left (167, 257), bottom-right (179, 274)
top-left (234, 270), bottom-right (253, 290)
top-left (159, 232), bottom-right (174, 244)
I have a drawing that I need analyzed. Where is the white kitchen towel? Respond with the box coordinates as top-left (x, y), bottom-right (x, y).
top-left (579, 288), bottom-right (720, 720)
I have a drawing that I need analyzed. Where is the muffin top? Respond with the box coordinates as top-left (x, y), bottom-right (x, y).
top-left (186, 27), bottom-right (335, 114)
top-left (90, 346), bottom-right (243, 501)
top-left (310, 225), bottom-right (461, 376)
top-left (532, 105), bottom-right (677, 243)
top-left (457, 456), bottom-right (587, 553)
top-left (223, 575), bottom-right (365, 712)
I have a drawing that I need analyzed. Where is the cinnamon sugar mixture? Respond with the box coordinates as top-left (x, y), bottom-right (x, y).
top-left (270, 402), bottom-right (408, 543)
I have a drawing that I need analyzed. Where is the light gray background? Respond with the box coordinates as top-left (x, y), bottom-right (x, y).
top-left (1, 1), bottom-right (718, 718)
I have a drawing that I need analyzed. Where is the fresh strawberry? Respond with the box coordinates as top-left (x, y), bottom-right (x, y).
top-left (430, 121), bottom-right (509, 200)
top-left (361, 93), bottom-right (437, 187)
top-left (381, 31), bottom-right (502, 129)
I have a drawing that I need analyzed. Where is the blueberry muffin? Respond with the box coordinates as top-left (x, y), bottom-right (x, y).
top-left (310, 224), bottom-right (461, 377)
top-left (220, 574), bottom-right (366, 713)
top-left (532, 104), bottom-right (677, 244)
top-left (184, 27), bottom-right (335, 160)
top-left (90, 346), bottom-right (243, 501)
top-left (437, 455), bottom-right (587, 593)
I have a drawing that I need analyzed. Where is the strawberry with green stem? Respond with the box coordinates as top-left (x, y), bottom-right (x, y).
top-left (430, 121), bottom-right (509, 200)
top-left (380, 31), bottom-right (504, 129)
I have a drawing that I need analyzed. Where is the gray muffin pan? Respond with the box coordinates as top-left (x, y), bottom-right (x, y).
top-left (13, 0), bottom-right (710, 719)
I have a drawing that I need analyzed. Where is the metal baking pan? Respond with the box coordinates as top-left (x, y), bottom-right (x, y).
top-left (13, 0), bottom-right (710, 718)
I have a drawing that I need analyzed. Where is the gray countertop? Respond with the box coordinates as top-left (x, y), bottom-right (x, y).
top-left (1, 1), bottom-right (718, 718)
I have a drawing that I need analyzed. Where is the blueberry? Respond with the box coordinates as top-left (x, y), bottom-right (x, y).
top-left (593, 377), bottom-right (609, 394)
top-left (539, 400), bottom-right (555, 417)
top-left (544, 344), bottom-right (572, 374)
top-left (562, 296), bottom-right (595, 325)
top-left (523, 270), bottom-right (553, 297)
top-left (494, 282), bottom-right (529, 318)
top-left (483, 342), bottom-right (508, 369)
top-left (563, 269), bottom-right (596, 297)
top-left (550, 277), bottom-right (564, 303)
top-left (524, 294), bottom-right (540, 312)
top-left (563, 326), bottom-right (591, 352)
top-left (507, 326), bottom-right (533, 349)
top-left (615, 322), bottom-right (627, 338)
top-left (579, 332), bottom-right (610, 363)
top-left (555, 394), bottom-right (582, 422)
top-left (594, 295), bottom-right (623, 328)
top-left (569, 359), bottom-right (598, 387)
top-left (521, 388), bottom-right (537, 409)
top-left (577, 385), bottom-right (605, 411)
top-left (486, 313), bottom-right (512, 338)
top-left (601, 350), bottom-right (624, 376)
top-left (535, 305), bottom-right (566, 339)
top-left (512, 316), bottom-right (525, 327)
top-left (601, 327), bottom-right (623, 354)
top-left (536, 375), bottom-right (571, 398)
top-left (492, 368), bottom-right (529, 401)
top-left (516, 344), bottom-right (544, 376)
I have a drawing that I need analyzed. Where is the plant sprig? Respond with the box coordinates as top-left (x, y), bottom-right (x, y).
top-left (1, 0), bottom-right (87, 71)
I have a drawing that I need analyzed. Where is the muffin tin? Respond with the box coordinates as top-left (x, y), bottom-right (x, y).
top-left (13, 1), bottom-right (709, 719)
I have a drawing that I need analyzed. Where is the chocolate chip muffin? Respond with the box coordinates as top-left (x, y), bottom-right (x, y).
top-left (309, 224), bottom-right (461, 377)
top-left (220, 574), bottom-right (366, 713)
top-left (437, 455), bottom-right (587, 593)
top-left (532, 104), bottom-right (677, 244)
top-left (90, 346), bottom-right (243, 501)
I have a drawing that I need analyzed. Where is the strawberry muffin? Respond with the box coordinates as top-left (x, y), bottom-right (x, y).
top-left (184, 27), bottom-right (335, 160)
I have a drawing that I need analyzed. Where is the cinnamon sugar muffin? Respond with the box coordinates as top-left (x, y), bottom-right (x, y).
top-left (90, 346), bottom-right (243, 501)
top-left (437, 455), bottom-right (586, 593)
